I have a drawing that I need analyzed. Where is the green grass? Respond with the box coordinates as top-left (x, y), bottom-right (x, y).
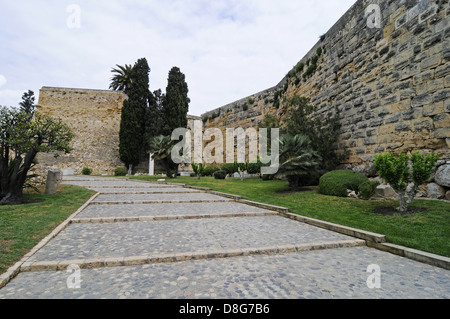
top-left (0, 185), bottom-right (96, 274)
top-left (132, 175), bottom-right (450, 258)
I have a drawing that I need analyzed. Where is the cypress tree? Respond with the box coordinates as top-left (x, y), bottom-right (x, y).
top-left (161, 67), bottom-right (190, 136)
top-left (119, 58), bottom-right (150, 174)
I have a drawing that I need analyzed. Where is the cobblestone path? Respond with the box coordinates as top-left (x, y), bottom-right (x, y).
top-left (0, 176), bottom-right (449, 299)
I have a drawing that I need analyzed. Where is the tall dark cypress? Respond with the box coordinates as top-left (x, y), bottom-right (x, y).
top-left (119, 58), bottom-right (150, 174)
top-left (161, 67), bottom-right (190, 136)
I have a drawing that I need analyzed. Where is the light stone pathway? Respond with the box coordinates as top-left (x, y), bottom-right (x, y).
top-left (0, 176), bottom-right (449, 299)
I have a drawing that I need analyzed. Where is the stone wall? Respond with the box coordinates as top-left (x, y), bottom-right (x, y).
top-left (35, 87), bottom-right (128, 177)
top-left (201, 0), bottom-right (450, 197)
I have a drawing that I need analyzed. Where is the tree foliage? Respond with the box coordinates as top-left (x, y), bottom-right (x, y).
top-left (148, 135), bottom-right (178, 178)
top-left (161, 67), bottom-right (190, 136)
top-left (374, 153), bottom-right (439, 212)
top-left (109, 64), bottom-right (134, 94)
top-left (275, 134), bottom-right (321, 190)
top-left (118, 58), bottom-right (150, 174)
top-left (0, 99), bottom-right (74, 205)
top-left (284, 95), bottom-right (344, 177)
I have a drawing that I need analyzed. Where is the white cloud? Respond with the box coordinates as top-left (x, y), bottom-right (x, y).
top-left (0, 75), bottom-right (6, 88)
top-left (0, 0), bottom-right (357, 115)
top-left (0, 89), bottom-right (25, 108)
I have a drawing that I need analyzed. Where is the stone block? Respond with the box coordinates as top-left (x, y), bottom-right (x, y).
top-left (423, 102), bottom-right (444, 117)
top-left (433, 113), bottom-right (450, 129)
top-left (375, 185), bottom-right (397, 199)
top-left (433, 89), bottom-right (449, 103)
top-left (45, 170), bottom-right (62, 195)
top-left (435, 165), bottom-right (450, 187)
top-left (426, 183), bottom-right (446, 199)
top-left (412, 93), bottom-right (432, 107)
top-left (421, 54), bottom-right (441, 70)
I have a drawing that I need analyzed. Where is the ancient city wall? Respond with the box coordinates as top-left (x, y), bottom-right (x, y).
top-left (202, 0), bottom-right (449, 174)
top-left (35, 87), bottom-right (128, 176)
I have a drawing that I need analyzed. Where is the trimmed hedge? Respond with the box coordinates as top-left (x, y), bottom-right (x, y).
top-left (202, 166), bottom-right (221, 177)
top-left (82, 167), bottom-right (92, 176)
top-left (114, 167), bottom-right (127, 176)
top-left (358, 180), bottom-right (380, 200)
top-left (319, 170), bottom-right (368, 197)
top-left (214, 170), bottom-right (227, 180)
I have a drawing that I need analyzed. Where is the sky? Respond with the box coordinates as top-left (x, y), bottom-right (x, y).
top-left (0, 0), bottom-right (357, 116)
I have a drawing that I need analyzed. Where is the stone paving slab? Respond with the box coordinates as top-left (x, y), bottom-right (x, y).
top-left (1, 247), bottom-right (449, 299)
top-left (92, 193), bottom-right (232, 204)
top-left (62, 181), bottom-right (182, 188)
top-left (90, 188), bottom-right (202, 194)
top-left (76, 202), bottom-right (274, 219)
top-left (25, 216), bottom-right (358, 262)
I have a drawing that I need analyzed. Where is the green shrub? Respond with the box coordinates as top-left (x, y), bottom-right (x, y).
top-left (221, 163), bottom-right (238, 176)
top-left (374, 152), bottom-right (439, 212)
top-left (358, 180), bottom-right (380, 200)
top-left (316, 47), bottom-right (323, 57)
top-left (319, 170), bottom-right (368, 197)
top-left (247, 160), bottom-right (262, 175)
top-left (202, 166), bottom-right (221, 176)
top-left (214, 170), bottom-right (227, 180)
top-left (82, 167), bottom-right (92, 176)
top-left (114, 167), bottom-right (127, 176)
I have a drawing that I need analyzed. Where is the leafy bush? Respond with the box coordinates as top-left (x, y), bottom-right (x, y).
top-left (316, 47), bottom-right (323, 57)
top-left (275, 134), bottom-right (321, 190)
top-left (374, 152), bottom-right (439, 212)
top-left (202, 166), bottom-right (221, 177)
top-left (319, 170), bottom-right (368, 197)
top-left (358, 180), bottom-right (380, 200)
top-left (214, 170), bottom-right (227, 180)
top-left (191, 163), bottom-right (205, 179)
top-left (285, 95), bottom-right (345, 176)
top-left (114, 167), bottom-right (127, 176)
top-left (221, 163), bottom-right (238, 176)
top-left (247, 160), bottom-right (263, 175)
top-left (82, 167), bottom-right (92, 176)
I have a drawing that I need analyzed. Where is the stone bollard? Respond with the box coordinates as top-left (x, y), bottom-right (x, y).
top-left (45, 170), bottom-right (62, 195)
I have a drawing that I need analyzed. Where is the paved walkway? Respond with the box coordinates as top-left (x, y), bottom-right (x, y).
top-left (0, 176), bottom-right (449, 299)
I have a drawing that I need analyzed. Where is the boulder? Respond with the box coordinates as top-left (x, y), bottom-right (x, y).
top-left (426, 183), bottom-right (446, 199)
top-left (446, 191), bottom-right (450, 201)
top-left (375, 184), bottom-right (397, 199)
top-left (435, 165), bottom-right (450, 187)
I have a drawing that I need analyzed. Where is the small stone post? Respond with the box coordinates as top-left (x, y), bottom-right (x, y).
top-left (45, 170), bottom-right (62, 195)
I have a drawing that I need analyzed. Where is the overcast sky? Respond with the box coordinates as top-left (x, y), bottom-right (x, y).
top-left (0, 0), bottom-right (356, 116)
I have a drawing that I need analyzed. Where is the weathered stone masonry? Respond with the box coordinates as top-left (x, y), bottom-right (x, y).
top-left (201, 0), bottom-right (449, 196)
top-left (35, 87), bottom-right (127, 176)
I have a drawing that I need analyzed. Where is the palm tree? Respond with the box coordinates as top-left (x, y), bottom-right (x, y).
top-left (148, 135), bottom-right (178, 178)
top-left (275, 134), bottom-right (321, 190)
top-left (109, 64), bottom-right (134, 94)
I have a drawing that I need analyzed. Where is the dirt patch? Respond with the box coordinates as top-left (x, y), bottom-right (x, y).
top-left (372, 206), bottom-right (428, 216)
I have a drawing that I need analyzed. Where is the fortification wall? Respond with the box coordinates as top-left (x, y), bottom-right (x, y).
top-left (202, 0), bottom-right (449, 174)
top-left (35, 87), bottom-right (128, 176)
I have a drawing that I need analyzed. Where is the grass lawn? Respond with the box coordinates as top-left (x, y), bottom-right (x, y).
top-left (0, 185), bottom-right (96, 274)
top-left (132, 175), bottom-right (450, 258)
